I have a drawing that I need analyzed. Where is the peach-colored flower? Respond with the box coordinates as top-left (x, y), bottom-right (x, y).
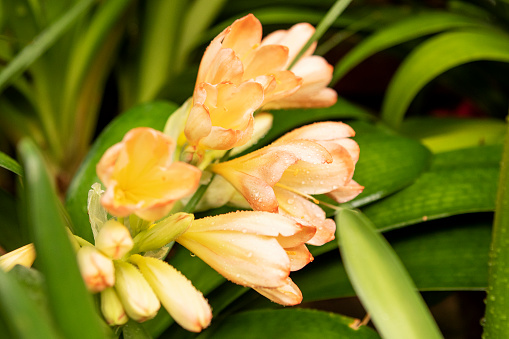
top-left (211, 122), bottom-right (363, 246)
top-left (97, 127), bottom-right (202, 221)
top-left (176, 211), bottom-right (314, 290)
top-left (185, 82), bottom-right (264, 150)
top-left (195, 14), bottom-right (335, 109)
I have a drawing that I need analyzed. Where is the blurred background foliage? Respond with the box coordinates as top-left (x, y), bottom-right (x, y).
top-left (2, 0), bottom-right (509, 338)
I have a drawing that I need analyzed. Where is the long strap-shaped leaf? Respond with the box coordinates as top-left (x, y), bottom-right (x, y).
top-left (336, 209), bottom-right (443, 339)
top-left (19, 139), bottom-right (106, 339)
top-left (0, 151), bottom-right (22, 176)
top-left (381, 28), bottom-right (509, 128)
top-left (0, 0), bottom-right (95, 94)
top-left (483, 120), bottom-right (509, 337)
top-left (0, 267), bottom-right (62, 339)
top-left (332, 11), bottom-right (487, 84)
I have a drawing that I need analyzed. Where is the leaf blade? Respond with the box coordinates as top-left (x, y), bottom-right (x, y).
top-left (336, 209), bottom-right (443, 339)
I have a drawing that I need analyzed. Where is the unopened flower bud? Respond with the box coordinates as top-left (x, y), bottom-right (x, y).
top-left (88, 183), bottom-right (108, 239)
top-left (95, 220), bottom-right (134, 259)
top-left (100, 287), bottom-right (128, 326)
top-left (130, 254), bottom-right (212, 332)
top-left (114, 260), bottom-right (160, 322)
top-left (133, 213), bottom-right (193, 253)
top-left (77, 246), bottom-right (115, 293)
top-left (0, 243), bottom-right (36, 271)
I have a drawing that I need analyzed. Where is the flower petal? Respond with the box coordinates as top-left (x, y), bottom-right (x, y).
top-left (261, 23), bottom-right (317, 66)
top-left (0, 243), bottom-right (36, 271)
top-left (276, 121), bottom-right (355, 142)
top-left (222, 14), bottom-right (262, 60)
top-left (327, 180), bottom-right (364, 203)
top-left (212, 140), bottom-right (332, 211)
top-left (254, 277), bottom-right (303, 306)
top-left (177, 211), bottom-right (311, 288)
top-left (275, 187), bottom-right (335, 246)
top-left (243, 44), bottom-right (289, 80)
top-left (178, 232), bottom-right (290, 288)
top-left (284, 243), bottom-right (313, 271)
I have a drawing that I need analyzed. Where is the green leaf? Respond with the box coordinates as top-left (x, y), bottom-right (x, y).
top-left (136, 0), bottom-right (186, 103)
top-left (66, 101), bottom-right (177, 242)
top-left (483, 121), bottom-right (509, 338)
top-left (362, 145), bottom-right (501, 231)
top-left (381, 28), bottom-right (509, 128)
top-left (19, 139), bottom-right (105, 339)
top-left (0, 151), bottom-right (22, 176)
top-left (295, 218), bottom-right (490, 301)
top-left (0, 0), bottom-right (95, 93)
top-left (62, 0), bottom-right (132, 134)
top-left (332, 11), bottom-right (487, 84)
top-left (196, 309), bottom-right (380, 339)
top-left (0, 267), bottom-right (61, 339)
top-left (349, 121), bottom-right (432, 207)
top-left (336, 209), bottom-right (443, 339)
top-left (400, 117), bottom-right (506, 153)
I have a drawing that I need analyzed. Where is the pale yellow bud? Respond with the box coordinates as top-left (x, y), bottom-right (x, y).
top-left (0, 244), bottom-right (36, 271)
top-left (95, 220), bottom-right (134, 259)
top-left (130, 255), bottom-right (212, 332)
top-left (77, 246), bottom-right (115, 293)
top-left (133, 213), bottom-right (193, 253)
top-left (100, 287), bottom-right (128, 326)
top-left (113, 260), bottom-right (160, 322)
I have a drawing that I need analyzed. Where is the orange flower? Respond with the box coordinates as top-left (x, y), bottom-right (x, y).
top-left (185, 82), bottom-right (264, 150)
top-left (176, 211), bottom-right (314, 290)
top-left (211, 122), bottom-right (363, 245)
top-left (195, 14), bottom-right (335, 109)
top-left (97, 127), bottom-right (202, 221)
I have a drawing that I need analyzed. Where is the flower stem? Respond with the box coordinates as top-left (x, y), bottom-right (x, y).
top-left (483, 118), bottom-right (509, 338)
top-left (287, 0), bottom-right (353, 70)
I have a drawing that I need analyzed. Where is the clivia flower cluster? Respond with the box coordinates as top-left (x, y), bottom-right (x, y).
top-left (0, 14), bottom-right (363, 333)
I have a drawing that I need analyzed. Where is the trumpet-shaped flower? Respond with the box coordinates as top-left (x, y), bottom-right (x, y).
top-left (185, 82), bottom-right (264, 150)
top-left (97, 127), bottom-right (202, 221)
top-left (130, 254), bottom-right (212, 332)
top-left (0, 243), bottom-right (36, 271)
top-left (77, 246), bottom-right (115, 293)
top-left (194, 14), bottom-right (335, 109)
top-left (211, 122), bottom-right (363, 245)
top-left (176, 211), bottom-right (314, 289)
